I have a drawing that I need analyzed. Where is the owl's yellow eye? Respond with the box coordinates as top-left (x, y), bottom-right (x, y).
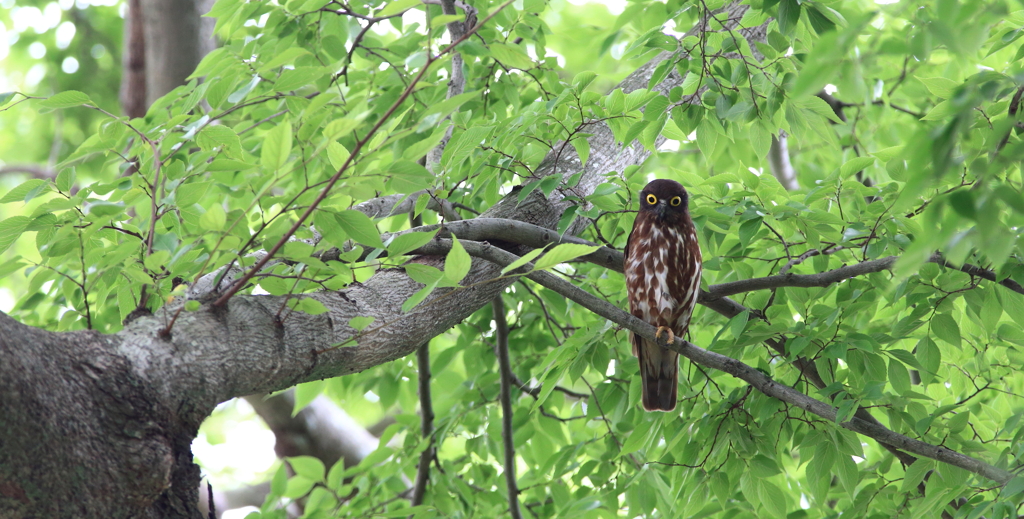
top-left (670, 196), bottom-right (682, 207)
top-left (645, 194), bottom-right (657, 205)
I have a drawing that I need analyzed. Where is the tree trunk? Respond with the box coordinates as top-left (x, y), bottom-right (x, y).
top-left (121, 0), bottom-right (216, 112)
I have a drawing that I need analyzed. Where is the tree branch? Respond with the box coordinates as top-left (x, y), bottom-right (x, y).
top-left (410, 341), bottom-right (434, 506)
top-left (492, 295), bottom-right (523, 519)
top-left (354, 217), bottom-right (1024, 300)
top-left (244, 390), bottom-right (378, 471)
top-left (0, 164), bottom-right (56, 179)
top-left (211, 0), bottom-right (516, 307)
top-left (413, 238), bottom-right (1016, 486)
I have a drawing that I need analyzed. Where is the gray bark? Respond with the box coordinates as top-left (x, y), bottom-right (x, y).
top-left (244, 391), bottom-right (379, 473)
top-left (0, 3), bottom-right (759, 517)
top-left (768, 131), bottom-right (798, 190)
top-left (138, 0), bottom-right (217, 105)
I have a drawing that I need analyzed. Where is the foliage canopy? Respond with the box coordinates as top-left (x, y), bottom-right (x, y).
top-left (2, 0), bottom-right (1024, 517)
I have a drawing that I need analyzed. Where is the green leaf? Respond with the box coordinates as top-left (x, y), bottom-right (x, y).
top-left (0, 179), bottom-right (49, 203)
top-left (776, 0), bottom-right (801, 36)
top-left (930, 313), bottom-right (961, 348)
top-left (501, 248), bottom-right (545, 275)
top-left (445, 237), bottom-right (472, 283)
top-left (258, 47), bottom-right (310, 72)
top-left (696, 119), bottom-right (718, 157)
top-left (916, 76), bottom-right (959, 99)
top-left (387, 231), bottom-right (436, 257)
top-left (274, 67), bottom-right (328, 91)
top-left (176, 182), bottom-right (213, 207)
top-left (85, 201), bottom-right (125, 217)
top-left (917, 337), bottom-right (941, 383)
top-left (0, 216), bottom-right (31, 255)
top-left (402, 282), bottom-right (437, 312)
top-left (901, 458), bottom-right (934, 493)
top-left (324, 117), bottom-right (360, 140)
top-left (572, 71), bottom-right (597, 92)
top-left (758, 480), bottom-right (788, 518)
top-left (283, 475), bottom-right (315, 498)
top-left (571, 138), bottom-right (590, 167)
top-left (292, 379), bottom-right (325, 416)
top-left (840, 156), bottom-right (875, 178)
top-left (288, 456), bottom-right (326, 482)
top-left (197, 125), bottom-right (242, 157)
top-left (314, 210), bottom-right (348, 248)
top-left (387, 160), bottom-right (434, 193)
top-left (261, 121), bottom-right (293, 171)
top-left (791, 12), bottom-right (875, 98)
top-left (619, 418), bottom-right (655, 455)
top-left (199, 203), bottom-right (226, 231)
top-left (335, 210), bottom-right (384, 248)
top-left (38, 90), bottom-right (93, 109)
top-left (326, 141), bottom-right (351, 170)
top-left (442, 126), bottom-right (491, 168)
top-left (270, 463), bottom-right (288, 496)
top-left (806, 3), bottom-right (836, 34)
top-left (349, 316), bottom-right (375, 331)
top-left (793, 95), bottom-right (843, 123)
top-left (888, 357), bottom-right (911, 395)
top-left (55, 168), bottom-right (75, 193)
top-left (489, 42), bottom-right (535, 70)
top-left (1001, 475), bottom-right (1024, 498)
top-left (291, 297), bottom-right (329, 315)
top-left (532, 243), bottom-right (600, 271)
top-left (748, 121), bottom-right (771, 158)
top-left (920, 100), bottom-right (957, 121)
top-left (431, 14), bottom-right (464, 29)
top-left (378, 0), bottom-right (420, 17)
top-left (207, 159), bottom-right (257, 171)
top-left (405, 264), bottom-right (443, 285)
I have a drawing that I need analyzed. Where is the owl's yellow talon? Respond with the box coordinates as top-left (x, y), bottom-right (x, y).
top-left (655, 326), bottom-right (675, 345)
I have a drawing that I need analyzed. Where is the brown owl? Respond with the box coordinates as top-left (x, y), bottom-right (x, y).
top-left (624, 179), bottom-right (702, 411)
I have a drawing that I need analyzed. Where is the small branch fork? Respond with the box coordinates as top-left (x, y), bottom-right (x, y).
top-left (410, 238), bottom-right (1016, 486)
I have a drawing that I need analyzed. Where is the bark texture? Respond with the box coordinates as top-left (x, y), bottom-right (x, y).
top-left (0, 313), bottom-right (199, 519)
top-left (137, 0), bottom-right (217, 106)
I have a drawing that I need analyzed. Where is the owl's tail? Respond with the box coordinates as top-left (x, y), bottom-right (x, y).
top-left (635, 334), bottom-right (679, 411)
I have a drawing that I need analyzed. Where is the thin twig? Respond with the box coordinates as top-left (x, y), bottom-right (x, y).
top-left (493, 295), bottom-right (523, 519)
top-left (210, 0), bottom-right (517, 307)
top-left (410, 340), bottom-right (434, 506)
top-left (412, 238), bottom-right (1015, 485)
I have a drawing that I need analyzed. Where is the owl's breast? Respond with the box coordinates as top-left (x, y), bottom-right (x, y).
top-left (625, 220), bottom-right (701, 330)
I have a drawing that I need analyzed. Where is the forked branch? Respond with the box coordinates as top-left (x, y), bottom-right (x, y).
top-left (412, 238), bottom-right (1015, 486)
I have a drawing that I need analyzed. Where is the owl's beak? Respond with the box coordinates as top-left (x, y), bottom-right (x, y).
top-left (656, 200), bottom-right (668, 219)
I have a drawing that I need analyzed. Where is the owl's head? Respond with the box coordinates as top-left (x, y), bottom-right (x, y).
top-left (638, 179), bottom-right (690, 220)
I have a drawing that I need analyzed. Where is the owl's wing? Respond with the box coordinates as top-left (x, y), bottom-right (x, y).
top-left (624, 217), bottom-right (641, 357)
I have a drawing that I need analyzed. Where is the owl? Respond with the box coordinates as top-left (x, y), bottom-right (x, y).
top-left (624, 179), bottom-right (702, 411)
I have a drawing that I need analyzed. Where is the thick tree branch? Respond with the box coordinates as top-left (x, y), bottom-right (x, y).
top-left (419, 239), bottom-right (1015, 485)
top-left (492, 296), bottom-right (523, 519)
top-left (244, 390), bottom-right (378, 477)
